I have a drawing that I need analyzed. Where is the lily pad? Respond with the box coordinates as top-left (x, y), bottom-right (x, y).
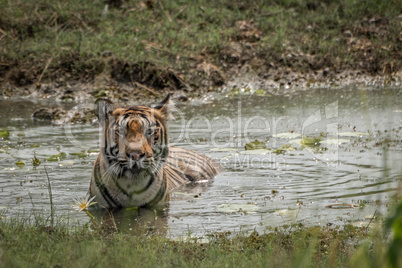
top-left (320, 139), bottom-right (350, 145)
top-left (289, 139), bottom-right (302, 145)
top-left (325, 203), bottom-right (358, 209)
top-left (16, 160), bottom-right (25, 168)
top-left (245, 140), bottom-right (267, 150)
top-left (210, 147), bottom-right (238, 152)
top-left (87, 149), bottom-right (99, 155)
top-left (300, 137), bottom-right (321, 147)
top-left (70, 152), bottom-right (88, 158)
top-left (274, 209), bottom-right (297, 215)
top-left (274, 209), bottom-right (300, 221)
top-left (59, 160), bottom-right (75, 167)
top-left (47, 152), bottom-right (67, 162)
top-left (272, 133), bottom-right (301, 139)
top-left (338, 132), bottom-right (369, 137)
top-left (273, 148), bottom-right (286, 155)
top-left (239, 149), bottom-right (270, 155)
top-left (217, 204), bottom-right (259, 213)
top-left (0, 130), bottom-right (10, 139)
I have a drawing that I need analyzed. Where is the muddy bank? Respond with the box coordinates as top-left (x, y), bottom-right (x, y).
top-left (1, 58), bottom-right (401, 103)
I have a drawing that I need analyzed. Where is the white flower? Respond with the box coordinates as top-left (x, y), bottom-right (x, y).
top-left (71, 194), bottom-right (97, 211)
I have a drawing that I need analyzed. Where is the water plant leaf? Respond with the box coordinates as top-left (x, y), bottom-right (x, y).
top-left (273, 148), bottom-right (286, 155)
top-left (272, 133), bottom-right (301, 139)
top-left (300, 137), bottom-right (322, 147)
top-left (70, 152), bottom-right (88, 158)
top-left (338, 132), bottom-right (369, 137)
top-left (209, 147), bottom-right (238, 152)
top-left (320, 139), bottom-right (350, 145)
top-left (0, 130), bottom-right (10, 139)
top-left (16, 160), bottom-right (25, 168)
top-left (87, 149), bottom-right (99, 155)
top-left (217, 204), bottom-right (259, 213)
top-left (32, 155), bottom-right (41, 167)
top-left (245, 140), bottom-right (267, 150)
top-left (46, 152), bottom-right (67, 162)
top-left (239, 149), bottom-right (270, 155)
top-left (59, 160), bottom-right (75, 167)
top-left (325, 204), bottom-right (358, 209)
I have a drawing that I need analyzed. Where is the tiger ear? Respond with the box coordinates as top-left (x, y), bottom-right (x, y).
top-left (153, 94), bottom-right (175, 120)
top-left (94, 98), bottom-right (115, 126)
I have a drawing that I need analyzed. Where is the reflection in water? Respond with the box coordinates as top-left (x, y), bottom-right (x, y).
top-left (88, 182), bottom-right (213, 236)
top-left (90, 205), bottom-right (169, 236)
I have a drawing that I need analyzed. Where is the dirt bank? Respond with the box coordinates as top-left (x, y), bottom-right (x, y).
top-left (0, 1), bottom-right (401, 103)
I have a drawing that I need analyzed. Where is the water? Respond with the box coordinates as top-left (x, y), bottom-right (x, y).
top-left (0, 87), bottom-right (401, 237)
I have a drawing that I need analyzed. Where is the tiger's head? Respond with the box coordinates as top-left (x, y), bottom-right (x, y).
top-left (94, 94), bottom-right (173, 172)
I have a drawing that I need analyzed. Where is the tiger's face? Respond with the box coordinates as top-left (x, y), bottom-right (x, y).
top-left (95, 95), bottom-right (172, 171)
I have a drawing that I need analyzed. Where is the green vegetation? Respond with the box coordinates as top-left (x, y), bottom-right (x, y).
top-left (15, 160), bottom-right (25, 168)
top-left (0, 0), bottom-right (400, 90)
top-left (0, 210), bottom-right (400, 268)
top-left (46, 152), bottom-right (67, 162)
top-left (301, 136), bottom-right (322, 147)
top-left (245, 139), bottom-right (267, 150)
top-left (0, 130), bottom-right (10, 139)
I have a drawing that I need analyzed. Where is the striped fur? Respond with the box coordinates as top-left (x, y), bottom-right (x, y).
top-left (89, 94), bottom-right (221, 208)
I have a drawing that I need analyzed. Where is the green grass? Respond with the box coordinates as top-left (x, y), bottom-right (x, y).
top-left (0, 204), bottom-right (401, 268)
top-left (0, 0), bottom-right (400, 87)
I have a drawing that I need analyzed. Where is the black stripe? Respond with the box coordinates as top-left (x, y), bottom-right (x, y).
top-left (177, 151), bottom-right (216, 175)
top-left (164, 166), bottom-right (186, 186)
top-left (168, 152), bottom-right (215, 179)
top-left (94, 161), bottom-right (122, 208)
top-left (130, 175), bottom-right (156, 195)
top-left (146, 175), bottom-right (167, 206)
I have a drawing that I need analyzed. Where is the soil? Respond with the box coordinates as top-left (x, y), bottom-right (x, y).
top-left (1, 14), bottom-right (401, 121)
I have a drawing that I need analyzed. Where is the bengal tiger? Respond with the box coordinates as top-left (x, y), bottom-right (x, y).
top-left (88, 94), bottom-right (221, 208)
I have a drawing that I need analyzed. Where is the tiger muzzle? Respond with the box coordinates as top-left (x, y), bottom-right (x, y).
top-left (128, 152), bottom-right (145, 161)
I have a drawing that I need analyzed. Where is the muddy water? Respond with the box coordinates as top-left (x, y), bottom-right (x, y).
top-left (0, 87), bottom-right (401, 237)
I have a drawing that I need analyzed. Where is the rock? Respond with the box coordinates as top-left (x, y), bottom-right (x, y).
top-left (32, 108), bottom-right (66, 121)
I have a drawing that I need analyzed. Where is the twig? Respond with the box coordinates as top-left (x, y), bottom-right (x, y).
top-left (28, 190), bottom-right (36, 209)
top-left (104, 207), bottom-right (118, 232)
top-left (173, 6), bottom-right (188, 20)
top-left (38, 58), bottom-right (53, 84)
top-left (0, 28), bottom-right (7, 41)
top-left (28, 190), bottom-right (39, 223)
top-left (133, 81), bottom-right (159, 97)
top-left (158, 1), bottom-right (172, 22)
top-left (366, 210), bottom-right (377, 230)
top-left (44, 166), bottom-right (54, 226)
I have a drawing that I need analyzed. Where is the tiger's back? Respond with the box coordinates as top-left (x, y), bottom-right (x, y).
top-left (164, 146), bottom-right (221, 190)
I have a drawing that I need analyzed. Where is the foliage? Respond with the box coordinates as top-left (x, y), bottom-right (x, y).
top-left (245, 139), bottom-right (267, 150)
top-left (386, 200), bottom-right (402, 268)
top-left (0, 0), bottom-right (400, 86)
top-left (0, 215), bottom-right (393, 268)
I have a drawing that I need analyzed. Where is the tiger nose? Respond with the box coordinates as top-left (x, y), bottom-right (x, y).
top-left (128, 152), bottom-right (145, 160)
